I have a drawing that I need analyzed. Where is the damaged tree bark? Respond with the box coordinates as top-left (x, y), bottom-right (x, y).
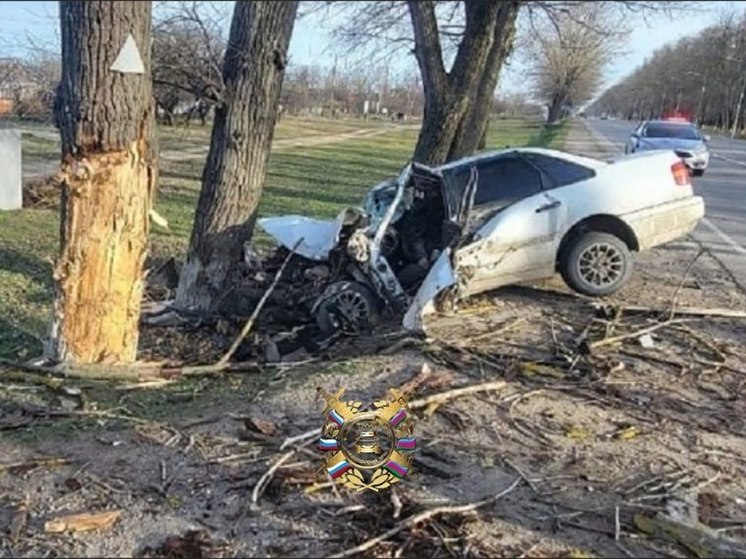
top-left (47, 1), bottom-right (156, 364)
top-left (409, 0), bottom-right (520, 166)
top-left (175, 1), bottom-right (299, 312)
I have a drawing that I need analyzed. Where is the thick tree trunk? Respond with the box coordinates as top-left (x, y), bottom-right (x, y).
top-left (447, 2), bottom-right (520, 161)
top-left (47, 1), bottom-right (156, 364)
top-left (547, 96), bottom-right (565, 124)
top-left (477, 126), bottom-right (487, 150)
top-left (408, 0), bottom-right (507, 166)
top-left (175, 1), bottom-right (298, 312)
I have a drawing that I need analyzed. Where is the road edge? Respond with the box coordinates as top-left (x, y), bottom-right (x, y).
top-left (580, 118), bottom-right (746, 294)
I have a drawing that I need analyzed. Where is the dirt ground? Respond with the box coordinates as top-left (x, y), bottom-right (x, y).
top-left (3, 236), bottom-right (746, 558)
top-left (3, 125), bottom-right (746, 558)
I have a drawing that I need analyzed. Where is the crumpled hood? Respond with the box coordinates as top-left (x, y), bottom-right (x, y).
top-left (257, 207), bottom-right (363, 261)
top-left (637, 137), bottom-right (706, 152)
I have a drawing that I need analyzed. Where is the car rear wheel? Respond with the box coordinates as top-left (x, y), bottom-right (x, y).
top-left (315, 281), bottom-right (381, 335)
top-left (560, 232), bottom-right (633, 297)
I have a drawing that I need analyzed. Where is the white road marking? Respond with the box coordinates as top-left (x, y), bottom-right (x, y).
top-left (700, 217), bottom-right (746, 255)
top-left (711, 153), bottom-right (746, 168)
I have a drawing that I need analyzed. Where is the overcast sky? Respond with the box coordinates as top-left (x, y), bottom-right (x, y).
top-left (2, 1), bottom-right (745, 100)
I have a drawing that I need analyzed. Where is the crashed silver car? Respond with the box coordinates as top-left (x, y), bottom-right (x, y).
top-left (258, 147), bottom-right (704, 335)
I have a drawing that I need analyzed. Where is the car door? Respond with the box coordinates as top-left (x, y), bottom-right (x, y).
top-left (452, 154), bottom-right (567, 296)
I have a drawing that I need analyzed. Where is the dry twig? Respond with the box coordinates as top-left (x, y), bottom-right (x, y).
top-left (590, 318), bottom-right (696, 350)
top-left (328, 477), bottom-right (522, 558)
top-left (409, 380), bottom-right (507, 410)
top-left (206, 237), bottom-right (303, 371)
top-left (669, 248), bottom-right (705, 320)
top-left (0, 457), bottom-right (71, 473)
top-left (251, 451), bottom-right (297, 505)
top-left (280, 379), bottom-right (510, 449)
top-left (44, 510), bottom-right (121, 533)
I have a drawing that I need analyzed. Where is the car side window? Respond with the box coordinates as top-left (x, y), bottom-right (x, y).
top-left (473, 156), bottom-right (542, 207)
top-left (524, 154), bottom-right (595, 189)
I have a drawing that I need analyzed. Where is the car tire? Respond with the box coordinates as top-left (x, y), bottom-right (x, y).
top-left (315, 281), bottom-right (382, 335)
top-left (560, 232), bottom-right (633, 297)
top-left (692, 169), bottom-right (705, 177)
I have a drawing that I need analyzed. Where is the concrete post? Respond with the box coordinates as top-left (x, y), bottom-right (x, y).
top-left (0, 129), bottom-right (22, 210)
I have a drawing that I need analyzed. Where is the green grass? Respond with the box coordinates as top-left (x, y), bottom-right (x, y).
top-left (0, 117), bottom-right (566, 360)
top-left (157, 115), bottom-right (391, 152)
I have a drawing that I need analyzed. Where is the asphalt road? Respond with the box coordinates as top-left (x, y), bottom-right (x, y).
top-left (586, 118), bottom-right (746, 292)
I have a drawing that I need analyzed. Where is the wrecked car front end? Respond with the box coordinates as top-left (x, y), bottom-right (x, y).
top-left (256, 162), bottom-right (474, 335)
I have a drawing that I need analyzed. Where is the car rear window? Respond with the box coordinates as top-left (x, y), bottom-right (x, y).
top-left (644, 123), bottom-right (701, 140)
top-left (523, 154), bottom-right (595, 188)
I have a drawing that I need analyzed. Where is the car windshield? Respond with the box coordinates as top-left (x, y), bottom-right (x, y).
top-left (644, 123), bottom-right (701, 140)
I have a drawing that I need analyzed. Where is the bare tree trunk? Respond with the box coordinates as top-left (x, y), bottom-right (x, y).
top-left (47, 1), bottom-right (156, 364)
top-left (447, 2), bottom-right (520, 161)
top-left (175, 1), bottom-right (298, 312)
top-left (730, 78), bottom-right (746, 138)
top-left (408, 0), bottom-right (506, 166)
top-left (547, 94), bottom-right (565, 123)
top-left (477, 126), bottom-right (487, 150)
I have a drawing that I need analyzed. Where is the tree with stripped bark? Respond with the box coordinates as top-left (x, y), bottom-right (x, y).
top-left (47, 1), bottom-right (157, 365)
top-left (174, 1), bottom-right (299, 312)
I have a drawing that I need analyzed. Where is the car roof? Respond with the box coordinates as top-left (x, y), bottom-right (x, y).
top-left (436, 146), bottom-right (607, 172)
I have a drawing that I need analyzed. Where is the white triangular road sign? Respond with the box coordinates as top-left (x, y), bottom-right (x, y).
top-left (110, 33), bottom-right (145, 74)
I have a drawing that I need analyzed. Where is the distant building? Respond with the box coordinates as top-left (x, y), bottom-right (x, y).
top-left (0, 57), bottom-right (41, 116)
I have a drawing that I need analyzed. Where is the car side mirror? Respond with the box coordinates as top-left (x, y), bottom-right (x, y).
top-left (704, 135), bottom-right (711, 143)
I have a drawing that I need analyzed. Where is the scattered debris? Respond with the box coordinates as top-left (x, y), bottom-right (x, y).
top-left (8, 499), bottom-right (29, 543)
top-left (638, 333), bottom-right (655, 349)
top-left (138, 530), bottom-right (217, 559)
top-left (634, 494), bottom-right (746, 558)
top-left (328, 477), bottom-right (522, 558)
top-left (44, 509), bottom-right (121, 533)
top-left (245, 417), bottom-right (278, 437)
top-left (149, 208), bottom-right (170, 230)
top-left (0, 457), bottom-right (71, 475)
top-left (2, 229), bottom-right (746, 557)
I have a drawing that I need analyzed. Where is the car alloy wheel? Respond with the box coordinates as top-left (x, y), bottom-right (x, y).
top-left (559, 232), bottom-right (633, 297)
top-left (315, 281), bottom-right (381, 335)
top-left (577, 242), bottom-right (624, 287)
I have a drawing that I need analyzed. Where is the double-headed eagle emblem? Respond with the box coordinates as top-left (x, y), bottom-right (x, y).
top-left (317, 387), bottom-right (416, 492)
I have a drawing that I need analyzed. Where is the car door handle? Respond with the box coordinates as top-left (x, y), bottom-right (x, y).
top-left (535, 200), bottom-right (561, 213)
